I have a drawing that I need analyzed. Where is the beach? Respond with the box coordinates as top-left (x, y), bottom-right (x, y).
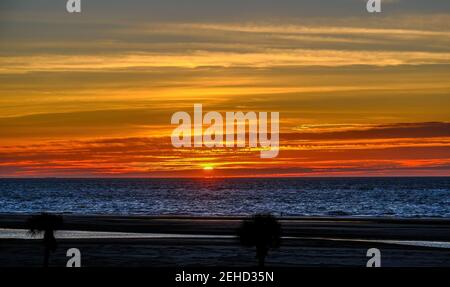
top-left (1, 215), bottom-right (449, 267)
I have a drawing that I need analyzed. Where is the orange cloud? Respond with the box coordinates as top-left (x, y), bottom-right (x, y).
top-left (1, 122), bottom-right (449, 177)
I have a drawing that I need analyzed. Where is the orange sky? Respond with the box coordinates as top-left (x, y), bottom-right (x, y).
top-left (0, 1), bottom-right (449, 177)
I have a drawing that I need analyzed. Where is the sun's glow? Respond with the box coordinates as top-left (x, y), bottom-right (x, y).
top-left (203, 166), bottom-right (214, 171)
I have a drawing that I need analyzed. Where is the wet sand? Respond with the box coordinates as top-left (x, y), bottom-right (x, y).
top-left (0, 214), bottom-right (449, 267)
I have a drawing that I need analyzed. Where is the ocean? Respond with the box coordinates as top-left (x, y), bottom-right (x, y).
top-left (0, 177), bottom-right (449, 218)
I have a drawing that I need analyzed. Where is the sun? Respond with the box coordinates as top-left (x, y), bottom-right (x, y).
top-left (203, 166), bottom-right (214, 171)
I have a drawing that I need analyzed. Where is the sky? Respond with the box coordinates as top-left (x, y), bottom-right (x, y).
top-left (0, 0), bottom-right (449, 177)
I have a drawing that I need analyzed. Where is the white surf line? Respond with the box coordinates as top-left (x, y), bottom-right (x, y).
top-left (0, 229), bottom-right (234, 239)
top-left (288, 236), bottom-right (450, 249)
top-left (1, 229), bottom-right (449, 249)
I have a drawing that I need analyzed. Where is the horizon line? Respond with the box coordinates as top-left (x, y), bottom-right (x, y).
top-left (1, 175), bottom-right (449, 180)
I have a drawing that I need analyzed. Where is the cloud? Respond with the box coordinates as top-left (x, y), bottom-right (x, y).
top-left (287, 122), bottom-right (450, 140)
top-left (2, 14), bottom-right (450, 72)
top-left (0, 122), bottom-right (449, 177)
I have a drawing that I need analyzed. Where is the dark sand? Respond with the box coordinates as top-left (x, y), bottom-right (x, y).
top-left (0, 215), bottom-right (449, 267)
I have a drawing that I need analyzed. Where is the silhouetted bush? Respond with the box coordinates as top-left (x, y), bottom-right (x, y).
top-left (27, 213), bottom-right (64, 267)
top-left (238, 214), bottom-right (281, 267)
